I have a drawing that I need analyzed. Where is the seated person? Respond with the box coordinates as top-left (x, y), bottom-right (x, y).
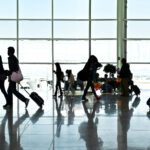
top-left (102, 74), bottom-right (112, 93)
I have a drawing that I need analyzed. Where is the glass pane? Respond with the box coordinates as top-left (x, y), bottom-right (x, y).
top-left (91, 40), bottom-right (117, 62)
top-left (54, 41), bottom-right (89, 63)
top-left (127, 41), bottom-right (150, 62)
top-left (19, 0), bottom-right (51, 18)
top-left (127, 0), bottom-right (150, 19)
top-left (0, 41), bottom-right (16, 62)
top-left (92, 21), bottom-right (116, 38)
top-left (0, 21), bottom-right (16, 38)
top-left (127, 21), bottom-right (150, 38)
top-left (19, 41), bottom-right (52, 63)
top-left (92, 0), bottom-right (117, 19)
top-left (19, 21), bottom-right (51, 38)
top-left (54, 0), bottom-right (88, 19)
top-left (20, 64), bottom-right (51, 79)
top-left (0, 0), bottom-right (16, 18)
top-left (130, 64), bottom-right (150, 89)
top-left (54, 21), bottom-right (88, 38)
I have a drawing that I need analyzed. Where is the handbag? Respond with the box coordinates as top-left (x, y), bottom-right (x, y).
top-left (11, 69), bottom-right (23, 82)
top-left (0, 74), bottom-right (7, 81)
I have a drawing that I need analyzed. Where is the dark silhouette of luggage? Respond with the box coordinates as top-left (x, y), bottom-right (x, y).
top-left (147, 98), bottom-right (150, 108)
top-left (20, 84), bottom-right (44, 108)
top-left (131, 85), bottom-right (140, 96)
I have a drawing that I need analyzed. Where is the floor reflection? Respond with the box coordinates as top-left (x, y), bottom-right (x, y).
top-left (79, 100), bottom-right (103, 150)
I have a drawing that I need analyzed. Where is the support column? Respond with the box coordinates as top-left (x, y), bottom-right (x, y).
top-left (117, 0), bottom-right (127, 68)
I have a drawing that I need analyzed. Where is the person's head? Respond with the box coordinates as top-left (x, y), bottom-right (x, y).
top-left (88, 55), bottom-right (98, 64)
top-left (66, 69), bottom-right (72, 76)
top-left (55, 62), bottom-right (61, 71)
top-left (121, 58), bottom-right (126, 64)
top-left (8, 47), bottom-right (15, 56)
top-left (104, 74), bottom-right (108, 78)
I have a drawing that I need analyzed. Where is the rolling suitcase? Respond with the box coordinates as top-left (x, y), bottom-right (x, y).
top-left (20, 84), bottom-right (44, 108)
top-left (131, 85), bottom-right (140, 96)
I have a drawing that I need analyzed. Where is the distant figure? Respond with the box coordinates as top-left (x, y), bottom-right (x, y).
top-left (53, 62), bottom-right (64, 97)
top-left (81, 55), bottom-right (102, 101)
top-left (102, 74), bottom-right (112, 93)
top-left (65, 69), bottom-right (75, 95)
top-left (0, 56), bottom-right (9, 107)
top-left (4, 47), bottom-right (29, 109)
top-left (118, 58), bottom-right (132, 96)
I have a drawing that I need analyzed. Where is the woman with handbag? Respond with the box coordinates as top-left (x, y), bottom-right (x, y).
top-left (4, 47), bottom-right (29, 109)
top-left (0, 55), bottom-right (9, 107)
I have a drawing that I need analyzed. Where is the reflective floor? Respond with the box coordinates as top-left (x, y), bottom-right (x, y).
top-left (0, 84), bottom-right (150, 150)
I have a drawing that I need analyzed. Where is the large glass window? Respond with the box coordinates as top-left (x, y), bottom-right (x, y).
top-left (0, 21), bottom-right (16, 38)
top-left (19, 0), bottom-right (52, 19)
top-left (127, 0), bottom-right (150, 19)
top-left (54, 0), bottom-right (88, 19)
top-left (54, 41), bottom-right (89, 63)
top-left (19, 21), bottom-right (51, 38)
top-left (127, 41), bottom-right (150, 62)
top-left (0, 0), bottom-right (16, 18)
top-left (91, 0), bottom-right (117, 19)
top-left (92, 21), bottom-right (117, 38)
top-left (54, 21), bottom-right (88, 38)
top-left (127, 21), bottom-right (150, 38)
top-left (91, 40), bottom-right (117, 62)
top-left (20, 64), bottom-right (51, 79)
top-left (19, 41), bottom-right (52, 63)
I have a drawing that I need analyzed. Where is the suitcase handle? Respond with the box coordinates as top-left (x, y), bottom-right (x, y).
top-left (19, 83), bottom-right (30, 95)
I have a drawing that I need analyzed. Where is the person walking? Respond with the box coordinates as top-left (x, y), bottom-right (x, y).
top-left (81, 55), bottom-right (102, 101)
top-left (53, 62), bottom-right (64, 97)
top-left (0, 55), bottom-right (9, 108)
top-left (4, 47), bottom-right (29, 109)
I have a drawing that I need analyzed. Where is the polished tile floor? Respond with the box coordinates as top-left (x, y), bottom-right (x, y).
top-left (0, 84), bottom-right (150, 150)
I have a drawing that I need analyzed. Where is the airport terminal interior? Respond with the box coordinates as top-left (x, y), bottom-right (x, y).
top-left (1, 0), bottom-right (150, 150)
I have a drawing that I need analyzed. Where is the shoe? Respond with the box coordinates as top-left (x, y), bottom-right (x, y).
top-left (82, 97), bottom-right (88, 102)
top-left (25, 99), bottom-right (29, 108)
top-left (95, 95), bottom-right (101, 100)
top-left (58, 95), bottom-right (63, 98)
top-left (3, 104), bottom-right (12, 109)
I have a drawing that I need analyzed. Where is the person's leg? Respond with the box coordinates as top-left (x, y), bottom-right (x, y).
top-left (7, 81), bottom-right (14, 106)
top-left (0, 81), bottom-right (9, 105)
top-left (58, 80), bottom-right (63, 96)
top-left (12, 82), bottom-right (28, 103)
top-left (123, 78), bottom-right (129, 96)
top-left (54, 80), bottom-right (59, 96)
top-left (82, 81), bottom-right (90, 100)
top-left (90, 81), bottom-right (100, 100)
top-left (120, 79), bottom-right (125, 95)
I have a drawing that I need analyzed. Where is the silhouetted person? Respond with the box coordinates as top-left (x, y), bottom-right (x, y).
top-left (82, 55), bottom-right (102, 101)
top-left (65, 69), bottom-right (75, 96)
top-left (53, 62), bottom-right (63, 97)
top-left (4, 47), bottom-right (29, 109)
top-left (118, 58), bottom-right (132, 96)
top-left (0, 55), bottom-right (9, 107)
